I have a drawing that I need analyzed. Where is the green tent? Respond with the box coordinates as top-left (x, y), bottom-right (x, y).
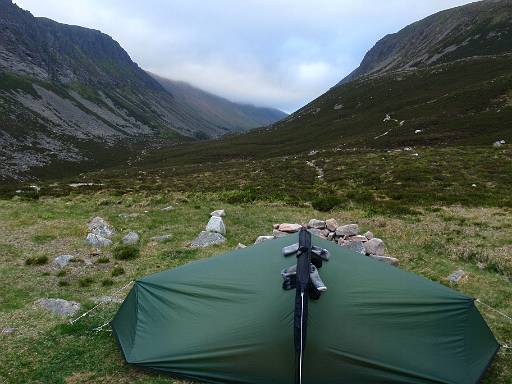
top-left (112, 233), bottom-right (499, 384)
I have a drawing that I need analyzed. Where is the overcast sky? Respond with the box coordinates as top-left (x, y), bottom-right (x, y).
top-left (15, 0), bottom-right (475, 113)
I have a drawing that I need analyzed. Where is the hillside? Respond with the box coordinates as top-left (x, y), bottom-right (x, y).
top-left (130, 0), bottom-right (511, 169)
top-left (0, 0), bottom-right (284, 181)
top-left (151, 74), bottom-right (287, 134)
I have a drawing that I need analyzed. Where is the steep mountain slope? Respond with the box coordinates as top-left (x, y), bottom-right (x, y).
top-left (151, 74), bottom-right (287, 134)
top-left (340, 0), bottom-right (512, 84)
top-left (0, 0), bottom-right (284, 181)
top-left (133, 0), bottom-right (512, 169)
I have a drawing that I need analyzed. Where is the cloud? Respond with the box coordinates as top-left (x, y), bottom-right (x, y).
top-left (14, 0), bottom-right (476, 112)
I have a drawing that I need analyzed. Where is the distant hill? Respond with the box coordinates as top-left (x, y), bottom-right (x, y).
top-left (0, 0), bottom-right (284, 180)
top-left (151, 74), bottom-right (287, 134)
top-left (135, 0), bottom-right (512, 168)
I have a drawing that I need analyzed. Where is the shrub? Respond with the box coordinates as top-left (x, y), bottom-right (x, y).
top-left (25, 255), bottom-right (49, 266)
top-left (113, 244), bottom-right (140, 260)
top-left (312, 196), bottom-right (342, 212)
top-left (58, 280), bottom-right (70, 287)
top-left (96, 256), bottom-right (110, 264)
top-left (78, 277), bottom-right (94, 287)
top-left (111, 266), bottom-right (125, 277)
top-left (102, 278), bottom-right (114, 287)
top-left (56, 270), bottom-right (66, 277)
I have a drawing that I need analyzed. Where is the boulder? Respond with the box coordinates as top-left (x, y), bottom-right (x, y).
top-left (336, 224), bottom-right (359, 237)
top-left (278, 223), bottom-right (302, 233)
top-left (364, 238), bottom-right (385, 256)
top-left (348, 235), bottom-right (368, 243)
top-left (369, 255), bottom-right (399, 267)
top-left (446, 270), bottom-right (467, 283)
top-left (308, 228), bottom-right (325, 238)
top-left (325, 219), bottom-right (338, 232)
top-left (86, 233), bottom-right (112, 247)
top-left (122, 232), bottom-right (140, 245)
top-left (210, 209), bottom-right (226, 217)
top-left (273, 229), bottom-right (288, 238)
top-left (35, 298), bottom-right (81, 317)
top-left (308, 219), bottom-right (326, 229)
top-left (150, 234), bottom-right (172, 242)
top-left (339, 240), bottom-right (365, 255)
top-left (53, 255), bottom-right (73, 268)
top-left (255, 236), bottom-right (275, 244)
top-left (190, 231), bottom-right (226, 248)
top-left (87, 217), bottom-right (115, 238)
top-left (206, 216), bottom-right (226, 235)
top-left (364, 231), bottom-right (374, 240)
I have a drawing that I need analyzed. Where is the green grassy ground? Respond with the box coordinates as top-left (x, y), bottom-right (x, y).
top-left (0, 188), bottom-right (511, 383)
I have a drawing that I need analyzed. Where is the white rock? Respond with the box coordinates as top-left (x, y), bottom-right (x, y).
top-left (278, 223), bottom-right (302, 233)
top-left (122, 232), bottom-right (140, 245)
top-left (308, 219), bottom-right (326, 229)
top-left (336, 224), bottom-right (359, 237)
top-left (87, 217), bottom-right (115, 238)
top-left (53, 255), bottom-right (74, 268)
top-left (206, 216), bottom-right (226, 235)
top-left (86, 233), bottom-right (112, 247)
top-left (414, 129), bottom-right (422, 134)
top-left (369, 255), bottom-right (399, 267)
top-left (210, 209), bottom-right (226, 217)
top-left (446, 269), bottom-right (467, 283)
top-left (254, 236), bottom-right (275, 244)
top-left (35, 298), bottom-right (81, 317)
top-left (1, 327), bottom-right (16, 335)
top-left (364, 238), bottom-right (385, 256)
top-left (161, 205), bottom-right (175, 211)
top-left (236, 243), bottom-right (247, 249)
top-left (364, 231), bottom-right (374, 240)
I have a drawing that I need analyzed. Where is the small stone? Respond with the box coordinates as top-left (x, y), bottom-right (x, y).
top-left (364, 231), bottom-right (374, 240)
top-left (327, 232), bottom-right (335, 241)
top-left (446, 269), bottom-right (468, 283)
top-left (493, 141), bottom-right (503, 148)
top-left (278, 223), bottom-right (302, 233)
top-left (210, 209), bottom-right (225, 217)
top-left (273, 229), bottom-right (288, 238)
top-left (339, 240), bottom-right (365, 255)
top-left (86, 233), bottom-right (112, 247)
top-left (206, 216), bottom-right (226, 235)
top-left (87, 217), bottom-right (115, 238)
top-left (364, 238), bottom-right (385, 255)
top-left (150, 234), bottom-right (172, 242)
top-left (325, 219), bottom-right (339, 232)
top-left (308, 219), bottom-right (326, 229)
top-left (122, 232), bottom-right (140, 245)
top-left (336, 224), bottom-right (359, 237)
top-left (369, 255), bottom-right (399, 267)
top-left (2, 327), bottom-right (16, 336)
top-left (190, 231), bottom-right (226, 248)
top-left (161, 206), bottom-right (175, 211)
top-left (236, 243), bottom-right (247, 249)
top-left (53, 255), bottom-right (74, 268)
top-left (35, 298), bottom-right (81, 317)
top-left (255, 236), bottom-right (275, 244)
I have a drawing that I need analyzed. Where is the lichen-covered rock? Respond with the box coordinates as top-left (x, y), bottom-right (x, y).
top-left (308, 219), bottom-right (326, 229)
top-left (364, 231), bottom-right (374, 240)
top-left (53, 255), bottom-right (74, 268)
top-left (190, 231), bottom-right (226, 248)
top-left (336, 224), bottom-right (359, 237)
top-left (210, 209), bottom-right (225, 217)
top-left (278, 223), bottom-right (302, 233)
top-left (206, 216), bottom-right (226, 235)
top-left (364, 238), bottom-right (385, 256)
top-left (86, 233), bottom-right (112, 247)
top-left (35, 298), bottom-right (81, 317)
top-left (87, 217), bottom-right (115, 238)
top-left (122, 232), bottom-right (140, 245)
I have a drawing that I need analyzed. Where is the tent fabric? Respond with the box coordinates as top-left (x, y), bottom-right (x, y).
top-left (111, 233), bottom-right (499, 384)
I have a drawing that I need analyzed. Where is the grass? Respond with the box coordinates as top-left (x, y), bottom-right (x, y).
top-left (24, 255), bottom-right (48, 266)
top-left (113, 245), bottom-right (140, 260)
top-left (0, 187), bottom-right (510, 383)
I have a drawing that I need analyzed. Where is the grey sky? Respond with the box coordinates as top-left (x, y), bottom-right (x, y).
top-left (15, 0), bottom-right (475, 112)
